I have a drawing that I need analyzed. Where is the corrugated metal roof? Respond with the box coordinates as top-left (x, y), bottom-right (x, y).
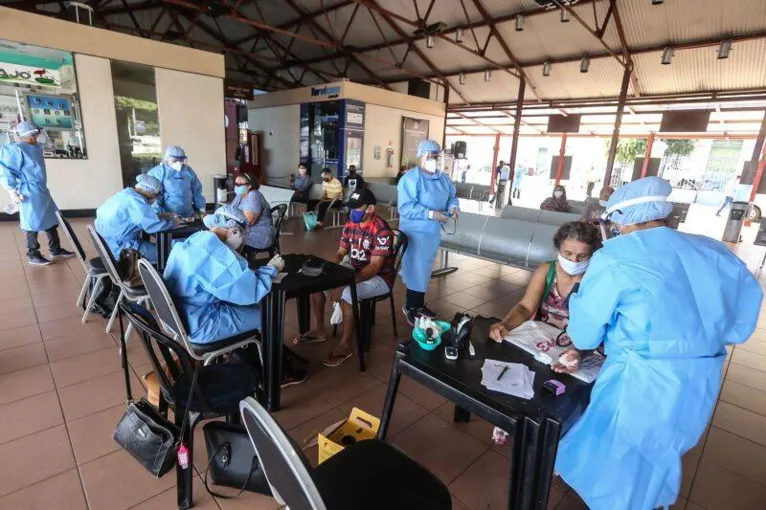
top-left (525, 56), bottom-right (627, 100)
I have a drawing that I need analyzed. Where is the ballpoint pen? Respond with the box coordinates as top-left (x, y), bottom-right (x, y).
top-left (496, 365), bottom-right (509, 381)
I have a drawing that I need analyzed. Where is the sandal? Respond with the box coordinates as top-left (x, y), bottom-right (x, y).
top-left (322, 351), bottom-right (353, 368)
top-left (292, 333), bottom-right (327, 345)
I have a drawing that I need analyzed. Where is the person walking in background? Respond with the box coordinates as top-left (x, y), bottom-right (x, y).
top-left (512, 163), bottom-right (524, 200)
top-left (461, 165), bottom-right (469, 183)
top-left (716, 175), bottom-right (741, 216)
top-left (0, 121), bottom-right (74, 266)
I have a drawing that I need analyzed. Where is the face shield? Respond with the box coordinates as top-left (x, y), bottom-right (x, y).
top-left (422, 152), bottom-right (442, 173)
top-left (599, 194), bottom-right (670, 240)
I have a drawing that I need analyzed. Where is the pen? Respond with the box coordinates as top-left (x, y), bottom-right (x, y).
top-left (496, 366), bottom-right (509, 381)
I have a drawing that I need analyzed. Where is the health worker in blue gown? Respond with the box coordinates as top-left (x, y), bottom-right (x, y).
top-left (148, 145), bottom-right (206, 218)
top-left (397, 139), bottom-right (459, 325)
top-left (554, 176), bottom-right (762, 510)
top-left (0, 121), bottom-right (74, 266)
top-left (163, 205), bottom-right (278, 345)
top-left (95, 174), bottom-right (176, 264)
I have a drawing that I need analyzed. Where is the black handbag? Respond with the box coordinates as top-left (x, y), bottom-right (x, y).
top-left (113, 313), bottom-right (199, 478)
top-left (203, 421), bottom-right (272, 498)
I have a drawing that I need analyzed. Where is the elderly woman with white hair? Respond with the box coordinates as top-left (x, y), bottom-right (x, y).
top-left (553, 176), bottom-right (762, 509)
top-left (95, 174), bottom-right (176, 263)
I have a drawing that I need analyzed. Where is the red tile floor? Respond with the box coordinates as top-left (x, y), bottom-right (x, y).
top-left (0, 217), bottom-right (765, 509)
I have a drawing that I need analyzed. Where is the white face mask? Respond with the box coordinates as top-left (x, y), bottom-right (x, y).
top-left (424, 159), bottom-right (438, 173)
top-left (599, 199), bottom-right (609, 207)
top-left (557, 253), bottom-right (590, 276)
top-left (554, 191), bottom-right (564, 199)
top-left (225, 229), bottom-right (244, 251)
top-left (169, 161), bottom-right (184, 172)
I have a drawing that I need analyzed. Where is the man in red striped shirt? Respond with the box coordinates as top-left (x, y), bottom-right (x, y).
top-left (294, 188), bottom-right (396, 368)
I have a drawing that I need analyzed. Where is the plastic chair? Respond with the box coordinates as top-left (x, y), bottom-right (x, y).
top-left (85, 225), bottom-right (150, 338)
top-left (333, 230), bottom-right (408, 349)
top-left (136, 258), bottom-right (263, 366)
top-left (119, 301), bottom-right (259, 510)
top-left (248, 204), bottom-right (288, 261)
top-left (240, 396), bottom-right (451, 510)
top-left (55, 211), bottom-right (109, 324)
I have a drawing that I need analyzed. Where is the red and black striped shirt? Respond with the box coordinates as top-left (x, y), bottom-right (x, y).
top-left (339, 214), bottom-right (396, 288)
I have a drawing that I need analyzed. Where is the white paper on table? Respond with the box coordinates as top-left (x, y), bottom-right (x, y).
top-left (503, 320), bottom-right (605, 383)
top-left (272, 272), bottom-right (288, 284)
top-left (480, 359), bottom-right (535, 400)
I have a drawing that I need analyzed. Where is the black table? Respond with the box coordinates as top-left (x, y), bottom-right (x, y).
top-left (378, 316), bottom-right (593, 510)
top-left (254, 253), bottom-right (363, 411)
top-left (154, 219), bottom-right (205, 272)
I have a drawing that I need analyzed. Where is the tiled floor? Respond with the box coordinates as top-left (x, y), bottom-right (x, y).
top-left (1, 216), bottom-right (766, 509)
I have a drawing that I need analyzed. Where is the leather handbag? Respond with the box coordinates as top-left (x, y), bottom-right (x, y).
top-left (113, 312), bottom-right (199, 478)
top-left (203, 421), bottom-right (272, 498)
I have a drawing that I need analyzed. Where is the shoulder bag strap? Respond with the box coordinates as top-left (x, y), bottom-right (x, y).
top-left (118, 310), bottom-right (133, 402)
top-left (203, 449), bottom-right (258, 499)
top-left (540, 261), bottom-right (557, 306)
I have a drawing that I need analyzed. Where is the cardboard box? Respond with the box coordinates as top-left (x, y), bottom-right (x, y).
top-left (317, 407), bottom-right (380, 464)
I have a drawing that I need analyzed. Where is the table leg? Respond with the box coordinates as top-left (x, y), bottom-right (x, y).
top-left (297, 294), bottom-right (310, 334)
top-left (453, 405), bottom-right (471, 423)
top-left (264, 291), bottom-right (286, 412)
top-left (508, 417), bottom-right (559, 510)
top-left (377, 356), bottom-right (402, 440)
top-left (348, 276), bottom-right (365, 371)
top-left (157, 234), bottom-right (167, 272)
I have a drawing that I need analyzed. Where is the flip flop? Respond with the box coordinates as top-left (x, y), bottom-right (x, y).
top-left (292, 333), bottom-right (327, 345)
top-left (322, 351), bottom-right (353, 368)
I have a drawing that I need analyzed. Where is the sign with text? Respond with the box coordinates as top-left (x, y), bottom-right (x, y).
top-left (0, 63), bottom-right (60, 88)
top-left (224, 81), bottom-right (254, 100)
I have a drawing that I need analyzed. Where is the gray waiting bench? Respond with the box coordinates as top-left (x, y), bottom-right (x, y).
top-left (366, 181), bottom-right (398, 220)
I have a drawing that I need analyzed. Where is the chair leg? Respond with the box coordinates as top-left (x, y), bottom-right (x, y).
top-left (82, 277), bottom-right (103, 324)
top-left (105, 288), bottom-right (124, 333)
top-left (77, 273), bottom-right (91, 308)
top-left (389, 294), bottom-right (398, 337)
top-left (175, 412), bottom-right (197, 510)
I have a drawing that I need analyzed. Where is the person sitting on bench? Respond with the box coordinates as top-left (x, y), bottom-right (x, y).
top-left (309, 168), bottom-right (343, 230)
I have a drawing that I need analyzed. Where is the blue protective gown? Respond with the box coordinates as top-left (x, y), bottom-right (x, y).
top-left (558, 227), bottom-right (762, 510)
top-left (148, 162), bottom-right (206, 217)
top-left (163, 231), bottom-right (276, 344)
top-left (397, 168), bottom-right (459, 292)
top-left (0, 141), bottom-right (58, 232)
top-left (95, 188), bottom-right (174, 263)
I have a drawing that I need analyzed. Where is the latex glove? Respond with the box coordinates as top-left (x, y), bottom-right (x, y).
top-left (431, 210), bottom-right (449, 222)
top-left (450, 207), bottom-right (459, 218)
top-left (553, 348), bottom-right (581, 374)
top-left (9, 189), bottom-right (23, 204)
top-left (267, 254), bottom-right (285, 272)
top-left (330, 302), bottom-right (343, 325)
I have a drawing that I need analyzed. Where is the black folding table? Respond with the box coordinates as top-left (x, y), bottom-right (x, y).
top-left (154, 219), bottom-right (205, 272)
top-left (378, 316), bottom-right (593, 510)
top-left (255, 253), bottom-right (363, 411)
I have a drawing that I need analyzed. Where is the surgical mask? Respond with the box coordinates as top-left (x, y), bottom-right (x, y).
top-left (554, 191), bottom-right (564, 199)
top-left (599, 199), bottom-right (609, 207)
top-left (349, 209), bottom-right (366, 223)
top-left (235, 185), bottom-right (249, 196)
top-left (225, 229), bottom-right (244, 251)
top-left (424, 159), bottom-right (438, 173)
top-left (169, 161), bottom-right (184, 172)
top-left (557, 254), bottom-right (590, 276)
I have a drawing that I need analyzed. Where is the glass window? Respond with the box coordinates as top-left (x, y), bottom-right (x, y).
top-left (0, 39), bottom-right (87, 158)
top-left (110, 61), bottom-right (160, 188)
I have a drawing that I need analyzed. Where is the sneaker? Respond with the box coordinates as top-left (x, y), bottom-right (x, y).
top-left (418, 306), bottom-right (437, 319)
top-left (281, 368), bottom-right (308, 389)
top-left (51, 248), bottom-right (75, 258)
top-left (402, 305), bottom-right (419, 326)
top-left (28, 253), bottom-right (52, 266)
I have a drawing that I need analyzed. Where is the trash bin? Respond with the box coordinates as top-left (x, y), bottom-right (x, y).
top-left (722, 201), bottom-right (749, 243)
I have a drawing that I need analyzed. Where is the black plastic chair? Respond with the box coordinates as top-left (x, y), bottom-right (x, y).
top-left (239, 396), bottom-right (451, 510)
top-left (55, 211), bottom-right (109, 324)
top-left (118, 301), bottom-right (258, 510)
top-left (136, 258), bottom-right (263, 366)
top-left (334, 230), bottom-right (408, 351)
top-left (248, 204), bottom-right (288, 261)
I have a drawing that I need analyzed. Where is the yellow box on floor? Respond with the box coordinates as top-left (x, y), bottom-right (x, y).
top-left (317, 408), bottom-right (380, 464)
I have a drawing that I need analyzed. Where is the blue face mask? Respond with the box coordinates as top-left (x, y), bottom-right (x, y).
top-left (349, 209), bottom-right (366, 223)
top-left (235, 185), bottom-right (249, 196)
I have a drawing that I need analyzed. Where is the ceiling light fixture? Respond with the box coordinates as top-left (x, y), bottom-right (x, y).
top-left (560, 8), bottom-right (570, 23)
top-left (718, 39), bottom-right (732, 59)
top-left (484, 69), bottom-right (492, 82)
top-left (580, 55), bottom-right (590, 73)
top-left (426, 35), bottom-right (434, 48)
top-left (515, 15), bottom-right (524, 32)
top-left (542, 62), bottom-right (551, 76)
top-left (661, 47), bottom-right (674, 65)
top-left (459, 72), bottom-right (466, 85)
top-left (455, 28), bottom-right (464, 43)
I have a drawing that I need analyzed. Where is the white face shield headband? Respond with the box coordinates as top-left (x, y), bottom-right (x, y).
top-left (599, 195), bottom-right (669, 240)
